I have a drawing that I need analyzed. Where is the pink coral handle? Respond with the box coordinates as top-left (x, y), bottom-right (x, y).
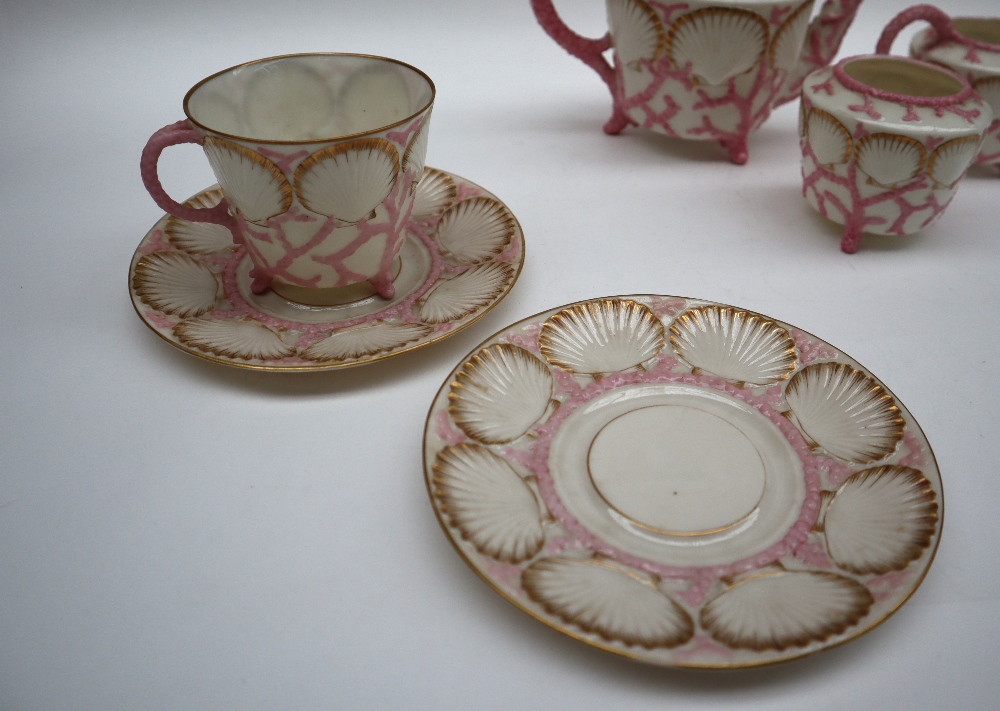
top-left (876, 5), bottom-right (961, 56)
top-left (530, 0), bottom-right (630, 134)
top-left (140, 120), bottom-right (239, 236)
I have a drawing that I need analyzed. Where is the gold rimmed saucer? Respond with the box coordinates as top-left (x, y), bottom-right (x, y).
top-left (424, 295), bottom-right (942, 668)
top-left (129, 167), bottom-right (524, 371)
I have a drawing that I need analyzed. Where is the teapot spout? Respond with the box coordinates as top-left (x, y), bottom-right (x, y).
top-left (775, 0), bottom-right (863, 107)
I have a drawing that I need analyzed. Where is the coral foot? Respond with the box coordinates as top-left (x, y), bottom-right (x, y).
top-left (841, 225), bottom-right (862, 254)
top-left (371, 277), bottom-right (396, 300)
top-left (250, 270), bottom-right (272, 294)
top-left (603, 109), bottom-right (630, 135)
top-left (720, 138), bottom-right (749, 165)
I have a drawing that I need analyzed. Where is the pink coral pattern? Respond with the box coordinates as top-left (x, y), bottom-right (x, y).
top-left (791, 328), bottom-right (838, 364)
top-left (801, 117), bottom-right (956, 253)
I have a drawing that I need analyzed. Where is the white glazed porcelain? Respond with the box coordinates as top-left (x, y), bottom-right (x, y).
top-left (800, 54), bottom-right (992, 253)
top-left (424, 295), bottom-right (942, 668)
top-left (141, 54), bottom-right (435, 300)
top-left (130, 168), bottom-right (524, 371)
top-left (531, 0), bottom-right (863, 163)
top-left (877, 6), bottom-right (1000, 170)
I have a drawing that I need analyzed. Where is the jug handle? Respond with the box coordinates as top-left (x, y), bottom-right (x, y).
top-left (529, 0), bottom-right (630, 134)
top-left (875, 5), bottom-right (962, 56)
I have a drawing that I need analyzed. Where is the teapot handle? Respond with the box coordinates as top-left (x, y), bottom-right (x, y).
top-left (876, 4), bottom-right (962, 56)
top-left (529, 0), bottom-right (630, 134)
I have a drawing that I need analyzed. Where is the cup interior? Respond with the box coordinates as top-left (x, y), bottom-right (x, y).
top-left (842, 57), bottom-right (964, 98)
top-left (185, 54), bottom-right (434, 142)
top-left (952, 18), bottom-right (1000, 46)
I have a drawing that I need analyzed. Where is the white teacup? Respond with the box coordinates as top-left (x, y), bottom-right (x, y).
top-left (799, 54), bottom-right (992, 253)
top-left (877, 5), bottom-right (1000, 170)
top-left (141, 53), bottom-right (435, 301)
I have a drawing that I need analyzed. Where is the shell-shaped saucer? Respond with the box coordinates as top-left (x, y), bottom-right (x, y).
top-left (129, 168), bottom-right (523, 371)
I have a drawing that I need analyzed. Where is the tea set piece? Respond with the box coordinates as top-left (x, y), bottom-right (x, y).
top-left (424, 294), bottom-right (942, 668)
top-left (878, 4), bottom-right (1000, 170)
top-left (141, 54), bottom-right (437, 302)
top-left (799, 51), bottom-right (993, 253)
top-left (531, 0), bottom-right (863, 164)
top-left (130, 168), bottom-right (523, 370)
top-left (135, 53), bottom-right (524, 370)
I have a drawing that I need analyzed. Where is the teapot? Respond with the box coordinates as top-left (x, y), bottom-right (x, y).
top-left (531, 0), bottom-right (863, 163)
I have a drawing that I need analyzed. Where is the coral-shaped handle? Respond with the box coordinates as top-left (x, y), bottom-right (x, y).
top-left (876, 4), bottom-right (960, 56)
top-left (140, 120), bottom-right (239, 236)
top-left (529, 0), bottom-right (630, 134)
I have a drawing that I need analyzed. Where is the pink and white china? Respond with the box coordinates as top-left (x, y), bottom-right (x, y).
top-left (130, 169), bottom-right (524, 371)
top-left (530, 0), bottom-right (862, 164)
top-left (424, 295), bottom-right (942, 668)
top-left (799, 54), bottom-right (992, 253)
top-left (141, 53), bottom-right (435, 301)
top-left (878, 4), bottom-right (1000, 171)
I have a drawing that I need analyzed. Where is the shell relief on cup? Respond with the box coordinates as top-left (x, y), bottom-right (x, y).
top-left (426, 296), bottom-right (942, 666)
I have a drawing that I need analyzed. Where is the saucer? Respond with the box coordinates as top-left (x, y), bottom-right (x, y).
top-left (424, 295), bottom-right (942, 668)
top-left (129, 168), bottom-right (524, 371)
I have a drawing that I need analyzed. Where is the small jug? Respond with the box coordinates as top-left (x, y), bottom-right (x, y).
top-left (877, 4), bottom-right (1000, 171)
top-left (531, 0), bottom-right (863, 163)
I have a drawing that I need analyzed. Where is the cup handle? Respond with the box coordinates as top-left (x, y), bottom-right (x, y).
top-left (875, 4), bottom-right (961, 56)
top-left (530, 0), bottom-right (630, 134)
top-left (139, 120), bottom-right (240, 238)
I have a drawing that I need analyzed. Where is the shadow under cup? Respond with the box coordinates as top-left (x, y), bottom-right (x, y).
top-left (179, 54), bottom-right (436, 304)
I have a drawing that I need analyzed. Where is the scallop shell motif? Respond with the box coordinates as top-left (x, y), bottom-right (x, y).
top-left (928, 136), bottom-right (980, 188)
top-left (521, 557), bottom-right (695, 649)
top-left (435, 198), bottom-right (516, 264)
top-left (132, 251), bottom-right (220, 318)
top-left (403, 118), bottom-right (431, 176)
top-left (293, 138), bottom-right (400, 221)
top-left (300, 322), bottom-right (433, 362)
top-left (821, 466), bottom-right (938, 575)
top-left (769, 0), bottom-right (812, 72)
top-left (417, 262), bottom-right (515, 325)
top-left (855, 134), bottom-right (927, 187)
top-left (972, 77), bottom-right (1000, 116)
top-left (538, 299), bottom-right (665, 375)
top-left (666, 8), bottom-right (769, 85)
top-left (669, 306), bottom-right (797, 386)
top-left (411, 167), bottom-right (457, 220)
top-left (806, 109), bottom-right (853, 167)
top-left (785, 363), bottom-right (905, 464)
top-left (449, 344), bottom-right (554, 444)
top-left (432, 443), bottom-right (545, 564)
top-left (173, 318), bottom-right (294, 361)
top-left (202, 137), bottom-right (292, 223)
top-left (164, 189), bottom-right (236, 255)
top-left (701, 571), bottom-right (873, 651)
top-left (607, 0), bottom-right (665, 69)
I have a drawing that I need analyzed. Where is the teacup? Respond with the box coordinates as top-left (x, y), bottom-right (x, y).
top-left (141, 53), bottom-right (435, 301)
top-left (799, 54), bottom-right (992, 253)
top-left (877, 5), bottom-right (1000, 170)
top-left (531, 0), bottom-right (864, 164)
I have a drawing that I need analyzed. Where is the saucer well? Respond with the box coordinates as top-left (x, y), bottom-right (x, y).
top-left (424, 295), bottom-right (942, 668)
top-left (129, 168), bottom-right (524, 371)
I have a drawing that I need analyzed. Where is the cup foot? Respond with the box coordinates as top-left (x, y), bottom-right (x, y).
top-left (269, 256), bottom-right (403, 307)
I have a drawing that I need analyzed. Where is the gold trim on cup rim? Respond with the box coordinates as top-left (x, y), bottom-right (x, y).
top-left (181, 52), bottom-right (437, 145)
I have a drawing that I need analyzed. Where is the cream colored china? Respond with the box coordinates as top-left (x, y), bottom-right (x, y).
top-left (800, 54), bottom-right (992, 252)
top-left (130, 168), bottom-right (524, 371)
top-left (424, 295), bottom-right (941, 668)
top-left (141, 54), bottom-right (435, 300)
top-left (531, 0), bottom-right (863, 163)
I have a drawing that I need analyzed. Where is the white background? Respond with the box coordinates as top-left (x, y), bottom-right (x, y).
top-left (2, 1), bottom-right (998, 708)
